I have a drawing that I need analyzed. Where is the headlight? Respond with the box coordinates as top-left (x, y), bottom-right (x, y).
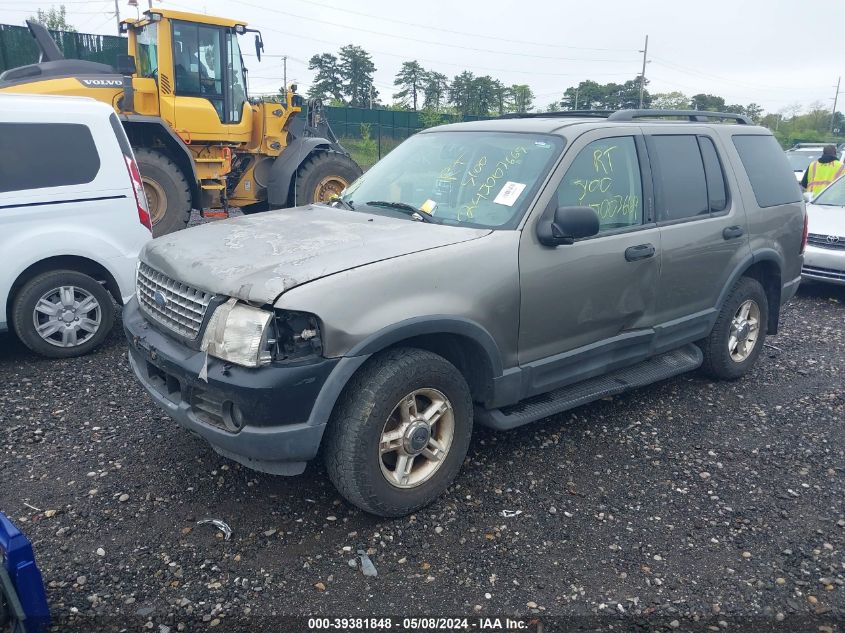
top-left (201, 298), bottom-right (273, 368)
top-left (269, 310), bottom-right (323, 361)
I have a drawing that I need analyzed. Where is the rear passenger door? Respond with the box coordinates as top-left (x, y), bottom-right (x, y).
top-left (645, 129), bottom-right (752, 351)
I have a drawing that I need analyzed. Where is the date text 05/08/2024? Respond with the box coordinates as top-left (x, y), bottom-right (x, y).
top-left (306, 617), bottom-right (538, 631)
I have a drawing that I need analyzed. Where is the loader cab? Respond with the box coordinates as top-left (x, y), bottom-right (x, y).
top-left (128, 9), bottom-right (253, 142)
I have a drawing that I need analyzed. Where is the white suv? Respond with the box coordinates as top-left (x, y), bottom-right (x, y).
top-left (0, 94), bottom-right (152, 357)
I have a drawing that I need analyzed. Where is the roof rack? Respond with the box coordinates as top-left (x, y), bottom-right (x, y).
top-left (498, 109), bottom-right (752, 124)
top-left (606, 109), bottom-right (751, 124)
top-left (499, 110), bottom-right (614, 119)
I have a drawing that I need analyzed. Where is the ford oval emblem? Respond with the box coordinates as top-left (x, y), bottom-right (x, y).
top-left (153, 290), bottom-right (168, 308)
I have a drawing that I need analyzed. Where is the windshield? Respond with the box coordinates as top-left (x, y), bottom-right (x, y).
top-left (136, 22), bottom-right (158, 78)
top-left (785, 151), bottom-right (819, 171)
top-left (811, 174), bottom-right (845, 206)
top-left (341, 131), bottom-right (564, 228)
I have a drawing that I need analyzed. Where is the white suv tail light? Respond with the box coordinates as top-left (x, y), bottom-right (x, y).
top-left (125, 155), bottom-right (152, 232)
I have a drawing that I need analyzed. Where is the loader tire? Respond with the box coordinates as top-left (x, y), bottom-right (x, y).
top-left (292, 152), bottom-right (362, 207)
top-left (135, 148), bottom-right (192, 237)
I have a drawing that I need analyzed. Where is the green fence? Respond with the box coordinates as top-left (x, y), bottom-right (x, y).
top-left (0, 24), bottom-right (125, 73)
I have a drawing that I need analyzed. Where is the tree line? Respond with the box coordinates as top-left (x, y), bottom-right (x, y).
top-left (306, 46), bottom-right (535, 116)
top-left (305, 45), bottom-right (777, 125)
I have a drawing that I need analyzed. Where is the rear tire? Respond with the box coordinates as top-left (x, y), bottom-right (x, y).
top-left (324, 348), bottom-right (473, 517)
top-left (12, 270), bottom-right (114, 358)
top-left (135, 148), bottom-right (192, 237)
top-left (699, 276), bottom-right (768, 380)
top-left (292, 152), bottom-right (362, 207)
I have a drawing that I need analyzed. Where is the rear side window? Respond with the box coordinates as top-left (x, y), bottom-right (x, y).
top-left (732, 135), bottom-right (802, 208)
top-left (0, 122), bottom-right (100, 193)
top-left (647, 135), bottom-right (709, 221)
top-left (698, 136), bottom-right (727, 212)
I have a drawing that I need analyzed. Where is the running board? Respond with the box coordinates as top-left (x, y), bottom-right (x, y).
top-left (475, 344), bottom-right (703, 431)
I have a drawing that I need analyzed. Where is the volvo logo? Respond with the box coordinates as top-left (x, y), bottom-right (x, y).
top-left (79, 78), bottom-right (123, 87)
top-left (153, 291), bottom-right (168, 308)
top-left (826, 235), bottom-right (841, 244)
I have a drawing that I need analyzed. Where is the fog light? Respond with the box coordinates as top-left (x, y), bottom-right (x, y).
top-left (223, 401), bottom-right (246, 432)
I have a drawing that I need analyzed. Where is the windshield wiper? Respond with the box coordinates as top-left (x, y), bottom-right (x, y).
top-left (329, 197), bottom-right (355, 211)
top-left (365, 200), bottom-right (435, 223)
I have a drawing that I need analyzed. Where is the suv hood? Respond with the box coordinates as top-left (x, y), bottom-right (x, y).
top-left (807, 202), bottom-right (845, 237)
top-left (142, 205), bottom-right (491, 303)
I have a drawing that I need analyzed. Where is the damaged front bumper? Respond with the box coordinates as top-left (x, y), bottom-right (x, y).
top-left (123, 297), bottom-right (340, 475)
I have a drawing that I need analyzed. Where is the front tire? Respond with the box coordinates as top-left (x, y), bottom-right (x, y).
top-left (135, 148), bottom-right (192, 237)
top-left (12, 270), bottom-right (114, 358)
top-left (699, 276), bottom-right (768, 380)
top-left (324, 348), bottom-right (473, 517)
top-left (292, 152), bottom-right (362, 207)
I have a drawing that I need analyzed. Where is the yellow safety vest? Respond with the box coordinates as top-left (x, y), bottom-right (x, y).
top-left (806, 159), bottom-right (845, 195)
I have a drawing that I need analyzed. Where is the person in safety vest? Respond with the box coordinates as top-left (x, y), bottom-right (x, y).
top-left (801, 145), bottom-right (845, 196)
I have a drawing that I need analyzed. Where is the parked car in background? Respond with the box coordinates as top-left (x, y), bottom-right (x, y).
top-left (785, 143), bottom-right (843, 182)
top-left (803, 175), bottom-right (845, 285)
top-left (0, 94), bottom-right (152, 357)
top-left (123, 109), bottom-right (805, 517)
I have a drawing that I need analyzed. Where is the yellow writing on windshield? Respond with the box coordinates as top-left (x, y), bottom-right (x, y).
top-left (438, 152), bottom-right (467, 182)
top-left (459, 146), bottom-right (527, 220)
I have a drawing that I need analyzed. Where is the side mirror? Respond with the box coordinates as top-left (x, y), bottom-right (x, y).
top-left (116, 54), bottom-right (137, 76)
top-left (254, 34), bottom-right (264, 62)
top-left (538, 205), bottom-right (599, 246)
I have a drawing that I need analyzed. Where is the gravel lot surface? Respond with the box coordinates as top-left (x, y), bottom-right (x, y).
top-left (1, 281), bottom-right (843, 632)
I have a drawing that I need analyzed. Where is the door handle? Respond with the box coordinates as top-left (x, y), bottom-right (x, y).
top-left (723, 225), bottom-right (745, 240)
top-left (625, 243), bottom-right (656, 262)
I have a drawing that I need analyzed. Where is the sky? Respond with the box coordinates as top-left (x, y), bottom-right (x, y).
top-left (1, 0), bottom-right (841, 115)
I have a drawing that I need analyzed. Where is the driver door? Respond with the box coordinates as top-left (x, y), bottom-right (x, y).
top-left (517, 130), bottom-right (661, 396)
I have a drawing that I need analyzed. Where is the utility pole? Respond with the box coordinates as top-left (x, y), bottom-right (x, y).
top-left (282, 56), bottom-right (287, 92)
top-left (638, 34), bottom-right (649, 109)
top-left (574, 86), bottom-right (579, 110)
top-left (831, 76), bottom-right (841, 133)
top-left (369, 85), bottom-right (374, 109)
top-left (114, 0), bottom-right (121, 35)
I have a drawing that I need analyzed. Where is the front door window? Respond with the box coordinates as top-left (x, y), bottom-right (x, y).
top-left (172, 20), bottom-right (224, 121)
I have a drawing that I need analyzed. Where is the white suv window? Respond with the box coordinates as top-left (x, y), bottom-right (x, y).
top-left (0, 122), bottom-right (100, 193)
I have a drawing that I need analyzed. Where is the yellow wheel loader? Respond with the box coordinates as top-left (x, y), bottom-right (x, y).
top-left (0, 10), bottom-right (362, 236)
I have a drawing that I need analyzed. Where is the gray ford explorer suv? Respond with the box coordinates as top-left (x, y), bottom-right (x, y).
top-left (124, 109), bottom-right (807, 517)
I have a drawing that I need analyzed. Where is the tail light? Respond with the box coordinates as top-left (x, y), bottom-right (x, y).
top-left (125, 155), bottom-right (152, 232)
top-left (800, 209), bottom-right (809, 254)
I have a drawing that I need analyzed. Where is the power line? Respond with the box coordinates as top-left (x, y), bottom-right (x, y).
top-left (246, 24), bottom-right (636, 80)
top-left (289, 0), bottom-right (637, 53)
top-left (650, 58), bottom-right (827, 93)
top-left (229, 0), bottom-right (638, 64)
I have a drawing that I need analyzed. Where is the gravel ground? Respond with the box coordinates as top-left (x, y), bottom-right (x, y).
top-left (1, 281), bottom-right (844, 632)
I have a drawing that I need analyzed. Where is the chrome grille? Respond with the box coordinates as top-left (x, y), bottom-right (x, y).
top-left (808, 233), bottom-right (845, 250)
top-left (136, 262), bottom-right (212, 339)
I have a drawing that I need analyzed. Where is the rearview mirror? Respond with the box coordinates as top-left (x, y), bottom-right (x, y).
top-left (116, 54), bottom-right (136, 76)
top-left (254, 34), bottom-right (264, 62)
top-left (538, 205), bottom-right (599, 246)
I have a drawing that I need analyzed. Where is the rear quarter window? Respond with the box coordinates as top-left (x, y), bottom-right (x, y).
top-left (0, 122), bottom-right (101, 194)
top-left (732, 135), bottom-right (802, 208)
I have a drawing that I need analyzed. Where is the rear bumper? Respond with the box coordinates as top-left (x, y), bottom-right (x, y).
top-left (123, 297), bottom-right (339, 475)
